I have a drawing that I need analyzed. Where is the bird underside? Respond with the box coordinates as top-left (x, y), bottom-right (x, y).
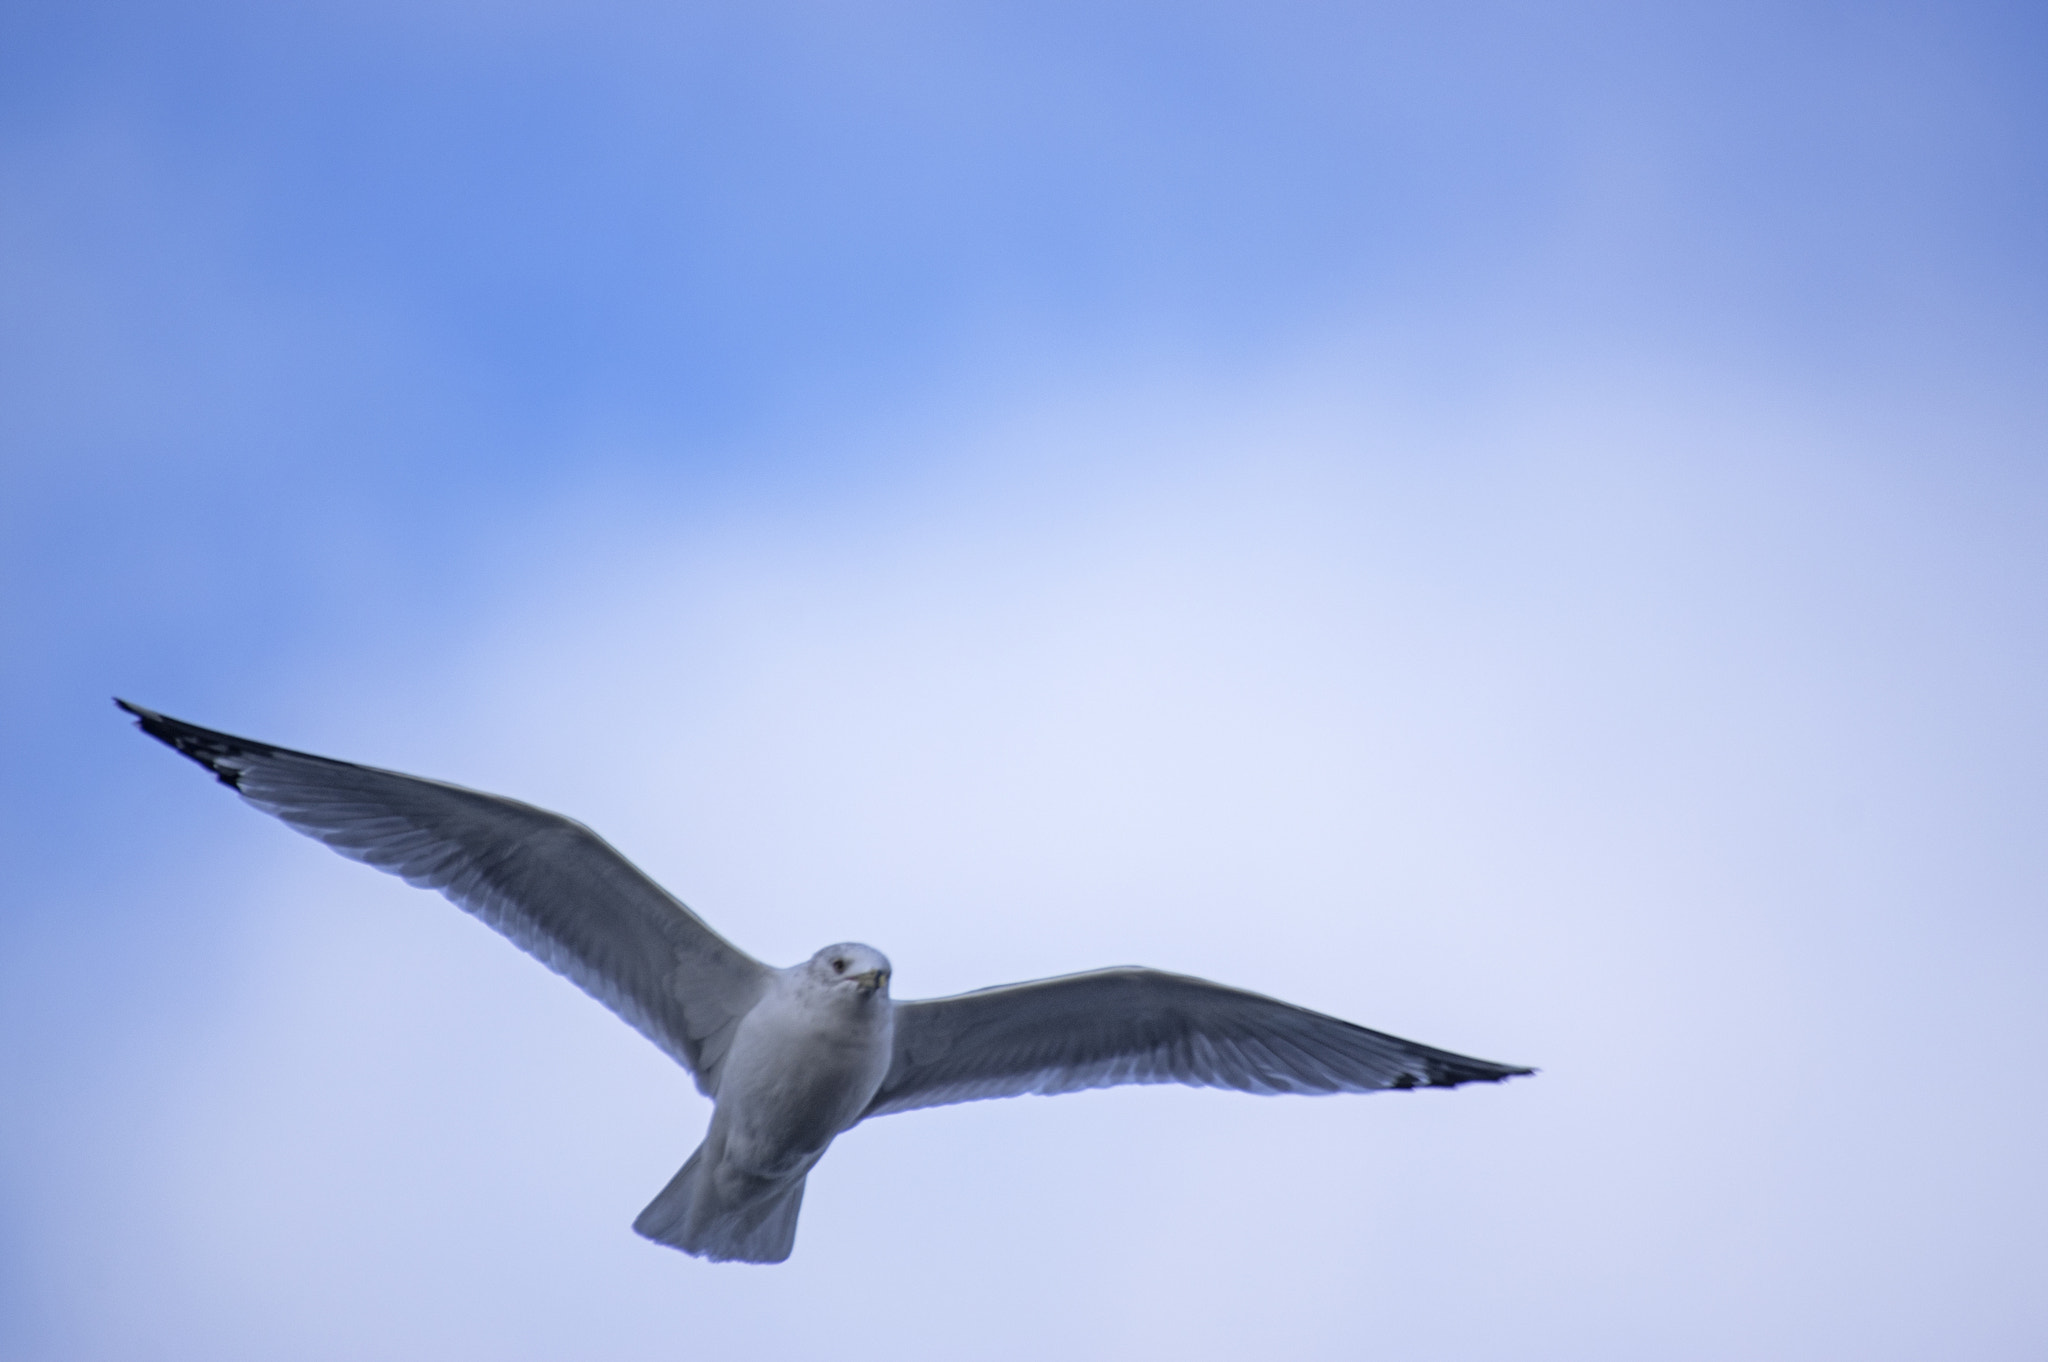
top-left (116, 699), bottom-right (1534, 1266)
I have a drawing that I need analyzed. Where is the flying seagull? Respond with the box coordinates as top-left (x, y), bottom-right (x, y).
top-left (118, 699), bottom-right (1532, 1264)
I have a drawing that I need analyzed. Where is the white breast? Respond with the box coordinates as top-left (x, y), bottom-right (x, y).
top-left (713, 970), bottom-right (895, 1178)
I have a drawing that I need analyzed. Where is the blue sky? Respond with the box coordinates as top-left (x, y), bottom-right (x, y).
top-left (4, 2), bottom-right (2046, 1358)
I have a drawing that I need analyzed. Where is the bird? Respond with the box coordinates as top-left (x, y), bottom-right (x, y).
top-left (117, 698), bottom-right (1532, 1264)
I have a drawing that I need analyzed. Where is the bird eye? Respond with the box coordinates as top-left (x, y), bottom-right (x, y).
top-left (831, 958), bottom-right (846, 973)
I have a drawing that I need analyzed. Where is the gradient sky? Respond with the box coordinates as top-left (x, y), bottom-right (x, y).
top-left (4, 3), bottom-right (2047, 1359)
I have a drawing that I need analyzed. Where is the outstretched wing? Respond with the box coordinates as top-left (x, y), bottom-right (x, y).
top-left (119, 700), bottom-right (767, 1095)
top-left (866, 967), bottom-right (1531, 1118)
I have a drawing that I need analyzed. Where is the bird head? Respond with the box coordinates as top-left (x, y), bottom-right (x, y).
top-left (808, 943), bottom-right (892, 996)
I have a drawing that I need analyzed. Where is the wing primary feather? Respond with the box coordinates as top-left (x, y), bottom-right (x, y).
top-left (867, 966), bottom-right (1531, 1119)
top-left (116, 699), bottom-right (768, 1091)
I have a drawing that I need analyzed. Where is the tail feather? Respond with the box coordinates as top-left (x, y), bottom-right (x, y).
top-left (633, 1147), bottom-right (808, 1264)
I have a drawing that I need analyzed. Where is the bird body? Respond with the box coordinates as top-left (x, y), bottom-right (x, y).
top-left (118, 699), bottom-right (1532, 1264)
top-left (635, 945), bottom-right (897, 1260)
top-left (719, 948), bottom-right (897, 1173)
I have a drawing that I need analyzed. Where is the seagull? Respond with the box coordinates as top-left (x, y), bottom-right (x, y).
top-left (118, 699), bottom-right (1532, 1264)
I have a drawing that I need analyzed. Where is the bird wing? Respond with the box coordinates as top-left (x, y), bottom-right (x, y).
top-left (864, 966), bottom-right (1531, 1118)
top-left (119, 700), bottom-right (768, 1095)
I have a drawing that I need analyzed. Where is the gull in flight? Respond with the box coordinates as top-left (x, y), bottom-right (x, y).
top-left (119, 699), bottom-right (1532, 1264)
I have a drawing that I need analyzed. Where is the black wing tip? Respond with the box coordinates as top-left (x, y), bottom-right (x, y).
top-left (1443, 1063), bottom-right (1538, 1089)
top-left (114, 697), bottom-right (262, 789)
top-left (1387, 1059), bottom-right (1536, 1091)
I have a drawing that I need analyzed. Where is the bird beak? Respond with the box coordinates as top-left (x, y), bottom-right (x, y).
top-left (854, 969), bottom-right (886, 992)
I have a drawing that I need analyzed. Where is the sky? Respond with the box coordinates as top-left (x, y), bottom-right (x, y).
top-left (3, 1), bottom-right (2047, 1358)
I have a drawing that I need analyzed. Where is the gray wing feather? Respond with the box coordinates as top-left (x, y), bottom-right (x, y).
top-left (119, 700), bottom-right (766, 1094)
top-left (866, 967), bottom-right (1531, 1118)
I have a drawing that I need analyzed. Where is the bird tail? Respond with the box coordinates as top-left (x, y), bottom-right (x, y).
top-left (632, 1145), bottom-right (808, 1264)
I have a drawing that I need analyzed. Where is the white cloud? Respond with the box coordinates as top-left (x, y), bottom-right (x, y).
top-left (45, 343), bottom-right (2047, 1358)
